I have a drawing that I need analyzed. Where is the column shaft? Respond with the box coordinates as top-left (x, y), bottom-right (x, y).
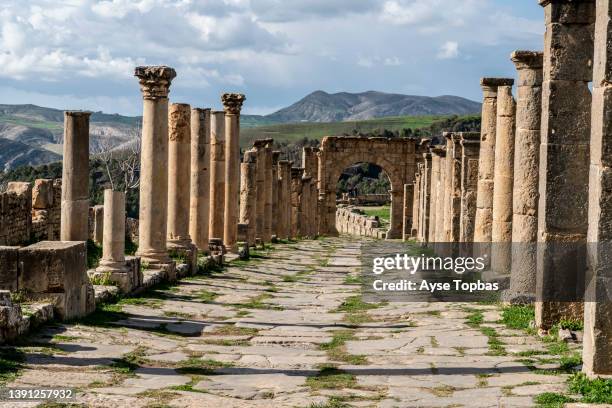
top-left (134, 66), bottom-right (176, 265)
top-left (402, 184), bottom-right (414, 241)
top-left (459, 133), bottom-right (481, 243)
top-left (61, 111), bottom-right (90, 241)
top-left (263, 146), bottom-right (273, 242)
top-left (209, 111), bottom-right (226, 241)
top-left (97, 189), bottom-right (126, 272)
top-left (189, 108), bottom-right (211, 251)
top-left (240, 150), bottom-right (257, 246)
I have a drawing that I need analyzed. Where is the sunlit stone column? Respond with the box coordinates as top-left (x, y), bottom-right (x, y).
top-left (222, 93), bottom-right (245, 251)
top-left (474, 78), bottom-right (515, 246)
top-left (420, 153), bottom-right (432, 243)
top-left (97, 189), bottom-right (126, 273)
top-left (240, 149), bottom-right (257, 246)
top-left (263, 146), bottom-right (274, 242)
top-left (299, 174), bottom-right (312, 238)
top-left (434, 148), bottom-right (447, 246)
top-left (271, 151), bottom-right (280, 237)
top-left (428, 148), bottom-right (443, 244)
top-left (134, 66), bottom-right (176, 265)
top-left (584, 0), bottom-right (612, 376)
top-left (290, 168), bottom-right (304, 238)
top-left (508, 51), bottom-right (543, 302)
top-left (189, 108), bottom-right (211, 251)
top-left (459, 132), bottom-right (481, 243)
top-left (209, 111), bottom-right (226, 242)
top-left (61, 111), bottom-right (91, 242)
top-left (278, 160), bottom-right (292, 240)
top-left (490, 85), bottom-right (516, 276)
top-left (167, 103), bottom-right (192, 251)
top-left (442, 133), bottom-right (455, 245)
top-left (412, 169), bottom-right (422, 239)
top-left (253, 140), bottom-right (270, 241)
top-left (536, 0), bottom-right (594, 330)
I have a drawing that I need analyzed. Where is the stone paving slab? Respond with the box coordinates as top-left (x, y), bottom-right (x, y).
top-left (4, 237), bottom-right (581, 407)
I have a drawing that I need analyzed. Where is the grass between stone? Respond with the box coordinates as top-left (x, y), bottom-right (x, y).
top-left (464, 308), bottom-right (506, 356)
top-left (306, 366), bottom-right (357, 390)
top-left (319, 330), bottom-right (368, 365)
top-left (535, 373), bottom-right (612, 407)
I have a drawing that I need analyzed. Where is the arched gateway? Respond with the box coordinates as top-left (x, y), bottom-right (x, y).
top-left (317, 136), bottom-right (417, 239)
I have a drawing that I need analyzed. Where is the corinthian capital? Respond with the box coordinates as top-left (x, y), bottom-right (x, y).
top-left (221, 93), bottom-right (246, 114)
top-left (134, 66), bottom-right (177, 100)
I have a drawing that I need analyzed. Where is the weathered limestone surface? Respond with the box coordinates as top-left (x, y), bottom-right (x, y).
top-left (134, 66), bottom-right (176, 265)
top-left (412, 169), bottom-right (422, 239)
top-left (209, 111), bottom-right (226, 241)
top-left (167, 103), bottom-right (192, 250)
top-left (299, 175), bottom-right (312, 238)
top-left (459, 133), bottom-right (481, 243)
top-left (536, 0), bottom-right (594, 330)
top-left (0, 246), bottom-right (19, 292)
top-left (189, 108), bottom-right (211, 251)
top-left (491, 84), bottom-right (516, 276)
top-left (583, 0), bottom-right (612, 376)
top-left (434, 149), bottom-right (447, 245)
top-left (240, 150), bottom-right (258, 246)
top-left (271, 151), bottom-right (280, 237)
top-left (222, 93), bottom-right (245, 250)
top-left (428, 150), bottom-right (442, 243)
top-left (419, 153), bottom-right (432, 243)
top-left (443, 133), bottom-right (462, 246)
top-left (90, 205), bottom-right (104, 244)
top-left (61, 111), bottom-right (91, 242)
top-left (0, 183), bottom-right (32, 246)
top-left (19, 241), bottom-right (94, 320)
top-left (290, 168), bottom-right (303, 238)
top-left (97, 190), bottom-right (127, 273)
top-left (263, 146), bottom-right (274, 242)
top-left (474, 78), bottom-right (514, 246)
top-left (277, 161), bottom-right (292, 240)
top-left (509, 51), bottom-right (544, 302)
top-left (253, 139), bottom-right (272, 241)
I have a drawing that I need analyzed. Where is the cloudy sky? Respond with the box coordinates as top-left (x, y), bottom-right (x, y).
top-left (0, 0), bottom-right (543, 116)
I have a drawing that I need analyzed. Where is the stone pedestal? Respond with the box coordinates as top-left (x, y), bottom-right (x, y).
top-left (240, 150), bottom-right (257, 246)
top-left (167, 103), bottom-right (192, 251)
top-left (508, 51), bottom-right (543, 303)
top-left (61, 111), bottom-right (91, 242)
top-left (134, 66), bottom-right (176, 266)
top-left (189, 108), bottom-right (211, 252)
top-left (491, 84), bottom-right (516, 277)
top-left (222, 93), bottom-right (245, 251)
top-left (209, 111), bottom-right (226, 242)
top-left (536, 0), bottom-right (594, 330)
top-left (583, 0), bottom-right (612, 377)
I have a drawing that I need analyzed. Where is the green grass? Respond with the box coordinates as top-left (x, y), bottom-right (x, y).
top-left (334, 296), bottom-right (381, 313)
top-left (175, 358), bottom-right (233, 376)
top-left (319, 330), bottom-right (368, 365)
top-left (0, 347), bottom-right (25, 385)
top-left (559, 319), bottom-right (583, 331)
top-left (195, 289), bottom-right (218, 303)
top-left (568, 372), bottom-right (612, 403)
top-left (534, 392), bottom-right (575, 407)
top-left (240, 115), bottom-right (447, 147)
top-left (308, 397), bottom-right (352, 408)
top-left (86, 239), bottom-right (102, 269)
top-left (360, 206), bottom-right (391, 222)
top-left (306, 367), bottom-right (357, 390)
top-left (501, 305), bottom-right (535, 331)
top-left (343, 275), bottom-right (364, 285)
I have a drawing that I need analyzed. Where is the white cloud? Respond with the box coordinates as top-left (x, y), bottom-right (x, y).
top-left (437, 41), bottom-right (459, 59)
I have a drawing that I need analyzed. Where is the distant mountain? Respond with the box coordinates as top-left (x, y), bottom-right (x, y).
top-left (266, 90), bottom-right (481, 123)
top-left (0, 91), bottom-right (480, 170)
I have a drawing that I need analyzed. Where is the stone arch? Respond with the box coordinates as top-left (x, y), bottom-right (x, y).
top-left (317, 137), bottom-right (417, 238)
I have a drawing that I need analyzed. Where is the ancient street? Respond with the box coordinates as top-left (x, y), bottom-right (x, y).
top-left (3, 237), bottom-right (579, 408)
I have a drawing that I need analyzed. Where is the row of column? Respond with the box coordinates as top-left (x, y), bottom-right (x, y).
top-left (239, 144), bottom-right (319, 245)
top-left (406, 0), bottom-right (611, 377)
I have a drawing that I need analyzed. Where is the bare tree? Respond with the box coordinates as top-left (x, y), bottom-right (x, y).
top-left (97, 124), bottom-right (141, 193)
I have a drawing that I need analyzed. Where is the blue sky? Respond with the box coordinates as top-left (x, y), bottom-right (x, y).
top-left (0, 1), bottom-right (544, 116)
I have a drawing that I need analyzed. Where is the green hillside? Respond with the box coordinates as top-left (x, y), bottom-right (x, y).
top-left (240, 115), bottom-right (448, 147)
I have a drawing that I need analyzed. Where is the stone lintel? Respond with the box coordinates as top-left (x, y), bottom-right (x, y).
top-left (511, 50), bottom-right (544, 69)
top-left (481, 77), bottom-right (515, 88)
top-left (134, 65), bottom-right (177, 99)
top-left (221, 93), bottom-right (246, 115)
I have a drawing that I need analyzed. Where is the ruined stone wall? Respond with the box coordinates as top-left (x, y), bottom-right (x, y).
top-left (336, 206), bottom-right (386, 239)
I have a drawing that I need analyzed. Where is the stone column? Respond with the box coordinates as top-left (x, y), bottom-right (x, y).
top-left (412, 169), bottom-right (421, 239)
top-left (91, 205), bottom-right (104, 244)
top-left (474, 78), bottom-right (515, 245)
top-left (428, 149), bottom-right (443, 244)
top-left (97, 189), bottom-right (126, 272)
top-left (263, 146), bottom-right (274, 242)
top-left (240, 150), bottom-right (258, 246)
top-left (402, 184), bottom-right (413, 241)
top-left (420, 153), bottom-right (432, 243)
top-left (290, 168), bottom-right (303, 238)
top-left (508, 51), bottom-right (543, 302)
top-left (448, 134), bottom-right (462, 245)
top-left (134, 66), bottom-right (176, 265)
top-left (536, 0), bottom-right (594, 330)
top-left (299, 175), bottom-right (312, 238)
top-left (584, 0), bottom-right (612, 376)
top-left (222, 93), bottom-right (245, 251)
top-left (278, 161), bottom-right (292, 240)
top-left (490, 84), bottom-right (516, 276)
top-left (271, 151), bottom-right (280, 238)
top-left (253, 139), bottom-right (271, 241)
top-left (189, 108), bottom-right (211, 251)
top-left (459, 133), bottom-right (481, 243)
top-left (167, 103), bottom-right (192, 250)
top-left (435, 149), bottom-right (447, 246)
top-left (442, 134), bottom-right (455, 245)
top-left (209, 111), bottom-right (225, 241)
top-left (61, 111), bottom-right (91, 242)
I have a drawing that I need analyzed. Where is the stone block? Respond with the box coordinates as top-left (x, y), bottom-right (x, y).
top-left (0, 247), bottom-right (19, 292)
top-left (544, 22), bottom-right (594, 82)
top-left (0, 290), bottom-right (23, 342)
top-left (32, 179), bottom-right (54, 209)
top-left (18, 241), bottom-right (95, 320)
top-left (590, 85), bottom-right (612, 168)
top-left (542, 1), bottom-right (595, 25)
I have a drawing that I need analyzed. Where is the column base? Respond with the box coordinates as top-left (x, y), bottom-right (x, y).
top-left (96, 259), bottom-right (129, 274)
top-left (135, 248), bottom-right (172, 267)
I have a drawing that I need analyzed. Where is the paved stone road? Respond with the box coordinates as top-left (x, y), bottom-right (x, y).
top-left (3, 237), bottom-right (578, 407)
